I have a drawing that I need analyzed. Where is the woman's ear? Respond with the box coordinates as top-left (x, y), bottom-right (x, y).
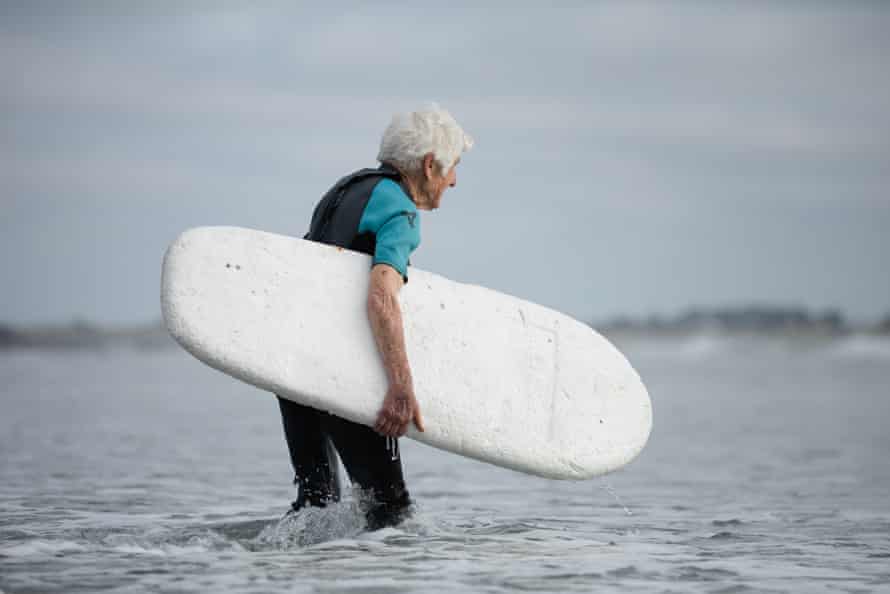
top-left (423, 153), bottom-right (436, 180)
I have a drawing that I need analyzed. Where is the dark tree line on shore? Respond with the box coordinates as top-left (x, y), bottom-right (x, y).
top-left (599, 306), bottom-right (889, 335)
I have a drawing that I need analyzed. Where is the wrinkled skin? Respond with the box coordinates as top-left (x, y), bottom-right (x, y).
top-left (367, 264), bottom-right (425, 437)
top-left (368, 153), bottom-right (459, 436)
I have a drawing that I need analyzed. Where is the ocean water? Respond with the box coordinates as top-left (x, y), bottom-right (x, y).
top-left (1, 335), bottom-right (889, 593)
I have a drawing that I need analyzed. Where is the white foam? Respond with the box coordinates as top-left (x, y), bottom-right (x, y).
top-left (102, 529), bottom-right (247, 555)
top-left (254, 499), bottom-right (366, 549)
top-left (619, 333), bottom-right (734, 361)
top-left (0, 539), bottom-right (87, 557)
top-left (827, 335), bottom-right (890, 360)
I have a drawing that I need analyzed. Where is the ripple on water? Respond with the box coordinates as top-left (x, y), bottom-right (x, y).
top-left (672, 565), bottom-right (740, 582)
top-left (709, 531), bottom-right (743, 540)
top-left (712, 518), bottom-right (744, 527)
top-left (605, 565), bottom-right (661, 580)
top-left (463, 521), bottom-right (542, 536)
top-left (708, 586), bottom-right (756, 594)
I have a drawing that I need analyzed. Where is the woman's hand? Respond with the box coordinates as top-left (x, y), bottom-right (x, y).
top-left (375, 383), bottom-right (424, 437)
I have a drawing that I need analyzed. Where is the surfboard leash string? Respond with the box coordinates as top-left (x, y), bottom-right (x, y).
top-left (385, 436), bottom-right (399, 461)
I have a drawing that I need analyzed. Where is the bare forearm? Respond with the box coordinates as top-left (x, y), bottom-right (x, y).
top-left (367, 278), bottom-right (412, 389)
top-left (367, 264), bottom-right (424, 436)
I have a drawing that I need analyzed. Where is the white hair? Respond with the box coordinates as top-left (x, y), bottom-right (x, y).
top-left (377, 104), bottom-right (473, 174)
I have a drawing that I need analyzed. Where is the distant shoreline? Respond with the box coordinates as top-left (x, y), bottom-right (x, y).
top-left (595, 305), bottom-right (889, 337)
top-left (0, 321), bottom-right (173, 351)
top-left (2, 306), bottom-right (887, 351)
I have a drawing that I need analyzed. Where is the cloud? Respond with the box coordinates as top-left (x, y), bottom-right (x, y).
top-left (5, 3), bottom-right (887, 163)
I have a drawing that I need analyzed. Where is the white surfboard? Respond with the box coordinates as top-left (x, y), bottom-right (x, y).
top-left (161, 227), bottom-right (652, 479)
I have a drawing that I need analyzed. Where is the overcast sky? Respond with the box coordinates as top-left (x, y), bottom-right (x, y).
top-left (2, 1), bottom-right (888, 326)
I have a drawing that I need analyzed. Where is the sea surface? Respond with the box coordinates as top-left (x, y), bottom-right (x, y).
top-left (2, 334), bottom-right (889, 593)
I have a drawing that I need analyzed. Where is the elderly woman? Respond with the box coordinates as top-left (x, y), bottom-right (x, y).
top-left (277, 104), bottom-right (473, 529)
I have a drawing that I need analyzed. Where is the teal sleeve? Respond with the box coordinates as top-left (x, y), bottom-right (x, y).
top-left (358, 179), bottom-right (421, 281)
top-left (374, 214), bottom-right (420, 281)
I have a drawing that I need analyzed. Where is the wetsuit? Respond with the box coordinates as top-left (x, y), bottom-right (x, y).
top-left (277, 163), bottom-right (420, 530)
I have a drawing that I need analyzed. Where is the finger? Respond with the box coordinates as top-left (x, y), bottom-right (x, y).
top-left (374, 412), bottom-right (387, 434)
top-left (398, 409), bottom-right (411, 427)
top-left (376, 413), bottom-right (390, 433)
top-left (413, 407), bottom-right (425, 432)
top-left (394, 415), bottom-right (407, 435)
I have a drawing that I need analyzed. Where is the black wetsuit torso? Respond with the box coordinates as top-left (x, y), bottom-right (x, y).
top-left (304, 163), bottom-right (402, 253)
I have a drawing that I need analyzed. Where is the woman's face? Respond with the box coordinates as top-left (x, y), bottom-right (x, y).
top-left (417, 155), bottom-right (458, 211)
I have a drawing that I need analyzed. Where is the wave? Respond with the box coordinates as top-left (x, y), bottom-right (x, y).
top-left (0, 499), bottom-right (392, 560)
top-left (612, 332), bottom-right (890, 362)
top-left (0, 539), bottom-right (88, 557)
top-left (825, 335), bottom-right (890, 360)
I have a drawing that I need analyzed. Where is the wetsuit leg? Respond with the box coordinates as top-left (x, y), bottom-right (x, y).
top-left (276, 396), bottom-right (340, 510)
top-left (318, 412), bottom-right (412, 530)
